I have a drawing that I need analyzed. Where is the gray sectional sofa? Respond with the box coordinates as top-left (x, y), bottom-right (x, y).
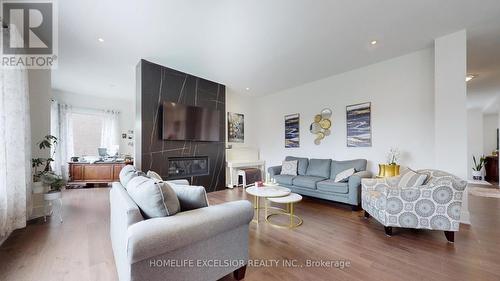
top-left (268, 157), bottom-right (372, 209)
top-left (110, 166), bottom-right (253, 281)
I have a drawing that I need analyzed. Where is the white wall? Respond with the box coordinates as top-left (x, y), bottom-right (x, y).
top-left (467, 109), bottom-right (484, 179)
top-left (51, 90), bottom-right (135, 155)
top-left (225, 89), bottom-right (258, 149)
top-left (483, 114), bottom-right (498, 155)
top-left (251, 48), bottom-right (435, 175)
top-left (434, 30), bottom-right (467, 180)
top-left (29, 70), bottom-right (52, 159)
top-left (28, 69), bottom-right (52, 220)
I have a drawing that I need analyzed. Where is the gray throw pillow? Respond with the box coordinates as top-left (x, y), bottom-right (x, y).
top-left (126, 176), bottom-right (180, 218)
top-left (169, 184), bottom-right (209, 211)
top-left (146, 170), bottom-right (163, 181)
top-left (119, 165), bottom-right (145, 188)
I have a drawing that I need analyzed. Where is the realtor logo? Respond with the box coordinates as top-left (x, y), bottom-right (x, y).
top-left (1, 0), bottom-right (57, 68)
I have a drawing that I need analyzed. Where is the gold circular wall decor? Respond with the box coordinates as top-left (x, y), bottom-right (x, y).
top-left (319, 119), bottom-right (331, 129)
top-left (310, 108), bottom-right (333, 145)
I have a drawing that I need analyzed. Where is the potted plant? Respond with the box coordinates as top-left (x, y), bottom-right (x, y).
top-left (41, 172), bottom-right (65, 195)
top-left (378, 148), bottom-right (401, 178)
top-left (472, 155), bottom-right (486, 181)
top-left (32, 135), bottom-right (59, 193)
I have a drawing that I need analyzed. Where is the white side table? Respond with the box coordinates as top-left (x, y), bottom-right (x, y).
top-left (245, 184), bottom-right (290, 223)
top-left (43, 191), bottom-right (63, 223)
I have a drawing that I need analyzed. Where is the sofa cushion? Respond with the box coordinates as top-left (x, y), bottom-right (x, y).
top-left (126, 176), bottom-right (180, 218)
top-left (331, 159), bottom-right (367, 179)
top-left (292, 175), bottom-right (326, 189)
top-left (119, 165), bottom-right (143, 187)
top-left (169, 184), bottom-right (209, 211)
top-left (306, 159), bottom-right (332, 178)
top-left (280, 160), bottom-right (298, 176)
top-left (273, 174), bottom-right (295, 185)
top-left (317, 180), bottom-right (349, 194)
top-left (285, 156), bottom-right (309, 175)
top-left (146, 170), bottom-right (163, 181)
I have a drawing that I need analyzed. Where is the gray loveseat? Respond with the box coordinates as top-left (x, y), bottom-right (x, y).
top-left (268, 157), bottom-right (372, 210)
top-left (110, 167), bottom-right (253, 281)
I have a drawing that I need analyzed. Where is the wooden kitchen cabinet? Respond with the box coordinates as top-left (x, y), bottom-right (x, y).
top-left (69, 162), bottom-right (129, 184)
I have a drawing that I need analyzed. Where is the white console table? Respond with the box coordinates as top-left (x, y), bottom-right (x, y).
top-left (226, 160), bottom-right (265, 188)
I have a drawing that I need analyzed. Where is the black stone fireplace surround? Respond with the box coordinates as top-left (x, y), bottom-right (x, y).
top-left (135, 60), bottom-right (226, 192)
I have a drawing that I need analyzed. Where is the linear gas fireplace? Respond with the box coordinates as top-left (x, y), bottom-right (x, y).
top-left (167, 156), bottom-right (210, 178)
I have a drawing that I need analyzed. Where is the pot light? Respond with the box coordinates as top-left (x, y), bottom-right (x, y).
top-left (245, 87), bottom-right (250, 91)
top-left (370, 40), bottom-right (378, 45)
top-left (98, 38), bottom-right (104, 42)
top-left (466, 74), bottom-right (477, 82)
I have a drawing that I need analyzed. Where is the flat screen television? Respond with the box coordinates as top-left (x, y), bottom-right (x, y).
top-left (162, 102), bottom-right (220, 142)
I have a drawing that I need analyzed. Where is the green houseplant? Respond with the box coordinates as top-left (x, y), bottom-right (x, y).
top-left (472, 155), bottom-right (486, 181)
top-left (32, 135), bottom-right (66, 193)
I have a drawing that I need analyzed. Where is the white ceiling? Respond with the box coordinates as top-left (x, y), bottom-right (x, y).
top-left (52, 0), bottom-right (500, 101)
top-left (467, 20), bottom-right (500, 113)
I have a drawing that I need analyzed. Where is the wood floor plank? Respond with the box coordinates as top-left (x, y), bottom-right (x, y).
top-left (1, 184), bottom-right (499, 281)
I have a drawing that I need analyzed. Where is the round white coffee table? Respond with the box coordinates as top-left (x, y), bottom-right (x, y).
top-left (265, 193), bottom-right (303, 228)
top-left (245, 184), bottom-right (291, 223)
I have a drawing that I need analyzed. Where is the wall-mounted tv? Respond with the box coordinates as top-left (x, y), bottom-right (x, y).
top-left (162, 102), bottom-right (220, 142)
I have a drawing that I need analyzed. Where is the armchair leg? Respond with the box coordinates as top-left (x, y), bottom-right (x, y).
top-left (363, 210), bottom-right (370, 219)
top-left (384, 226), bottom-right (393, 236)
top-left (233, 265), bottom-right (247, 280)
top-left (444, 231), bottom-right (455, 243)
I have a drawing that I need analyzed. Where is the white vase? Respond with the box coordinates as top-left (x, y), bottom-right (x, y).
top-left (472, 170), bottom-right (483, 181)
top-left (44, 190), bottom-right (62, 201)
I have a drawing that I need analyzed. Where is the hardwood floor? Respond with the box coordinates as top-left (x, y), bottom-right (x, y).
top-left (1, 184), bottom-right (500, 281)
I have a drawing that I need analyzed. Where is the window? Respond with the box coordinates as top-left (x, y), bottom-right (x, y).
top-left (71, 113), bottom-right (103, 156)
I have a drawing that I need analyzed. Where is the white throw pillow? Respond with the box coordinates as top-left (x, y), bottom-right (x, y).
top-left (334, 168), bottom-right (355, 182)
top-left (398, 168), bottom-right (428, 187)
top-left (281, 160), bottom-right (298, 176)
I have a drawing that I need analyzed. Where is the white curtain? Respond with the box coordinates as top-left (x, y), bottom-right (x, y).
top-left (0, 65), bottom-right (31, 244)
top-left (100, 110), bottom-right (120, 154)
top-left (57, 104), bottom-right (74, 180)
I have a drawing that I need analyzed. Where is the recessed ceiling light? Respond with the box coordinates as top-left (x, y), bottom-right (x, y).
top-left (370, 40), bottom-right (378, 45)
top-left (245, 87), bottom-right (250, 91)
top-left (98, 38), bottom-right (104, 42)
top-left (466, 74), bottom-right (477, 82)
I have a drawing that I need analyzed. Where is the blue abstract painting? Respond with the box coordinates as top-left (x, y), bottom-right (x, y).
top-left (285, 113), bottom-right (300, 148)
top-left (346, 102), bottom-right (372, 147)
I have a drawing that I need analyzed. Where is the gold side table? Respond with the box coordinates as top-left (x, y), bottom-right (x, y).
top-left (265, 193), bottom-right (303, 228)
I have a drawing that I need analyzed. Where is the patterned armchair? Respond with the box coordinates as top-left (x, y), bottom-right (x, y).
top-left (361, 169), bottom-right (467, 242)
